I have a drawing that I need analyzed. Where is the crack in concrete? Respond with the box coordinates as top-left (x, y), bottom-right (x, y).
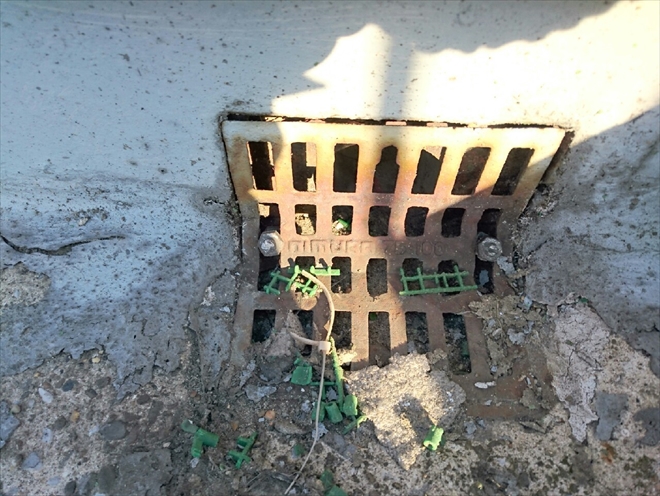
top-left (0, 234), bottom-right (124, 256)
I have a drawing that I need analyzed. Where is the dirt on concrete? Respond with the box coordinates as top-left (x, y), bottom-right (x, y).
top-left (1, 291), bottom-right (659, 495)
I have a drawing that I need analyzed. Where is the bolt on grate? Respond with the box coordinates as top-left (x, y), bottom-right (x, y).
top-left (222, 117), bottom-right (566, 417)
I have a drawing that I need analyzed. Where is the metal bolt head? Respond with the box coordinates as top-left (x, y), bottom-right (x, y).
top-left (476, 237), bottom-right (502, 262)
top-left (258, 230), bottom-right (283, 257)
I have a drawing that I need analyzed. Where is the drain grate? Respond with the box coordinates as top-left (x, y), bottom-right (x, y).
top-left (222, 118), bottom-right (566, 417)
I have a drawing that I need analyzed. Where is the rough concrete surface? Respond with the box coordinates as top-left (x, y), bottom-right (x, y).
top-left (1, 1), bottom-right (659, 495)
top-left (347, 353), bottom-right (466, 470)
top-left (543, 305), bottom-right (610, 442)
top-left (523, 108), bottom-right (660, 339)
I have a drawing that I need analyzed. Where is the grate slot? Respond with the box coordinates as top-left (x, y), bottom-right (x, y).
top-left (369, 312), bottom-right (390, 367)
top-left (291, 142), bottom-right (317, 192)
top-left (367, 259), bottom-right (388, 297)
top-left (443, 313), bottom-right (471, 374)
top-left (294, 205), bottom-right (317, 236)
top-left (368, 206), bottom-right (391, 237)
top-left (332, 311), bottom-right (352, 349)
top-left (412, 147), bottom-right (445, 194)
top-left (452, 147), bottom-right (490, 195)
top-left (331, 257), bottom-right (352, 293)
top-left (492, 147), bottom-right (534, 196)
top-left (372, 146), bottom-right (400, 193)
top-left (478, 208), bottom-right (501, 238)
top-left (332, 206), bottom-right (353, 236)
top-left (406, 312), bottom-right (429, 354)
top-left (333, 144), bottom-right (359, 192)
top-left (252, 310), bottom-right (276, 342)
top-left (404, 207), bottom-right (429, 237)
top-left (441, 208), bottom-right (465, 237)
top-left (247, 141), bottom-right (275, 190)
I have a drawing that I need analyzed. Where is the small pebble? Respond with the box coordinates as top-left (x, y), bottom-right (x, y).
top-left (315, 423), bottom-right (328, 438)
top-left (230, 421), bottom-right (238, 431)
top-left (264, 410), bottom-right (276, 421)
top-left (42, 428), bottom-right (53, 444)
top-left (10, 404), bottom-right (21, 414)
top-left (85, 388), bottom-right (98, 398)
top-left (61, 379), bottom-right (76, 392)
top-left (22, 452), bottom-right (41, 470)
top-left (38, 388), bottom-right (53, 404)
top-left (190, 458), bottom-right (199, 468)
top-left (51, 416), bottom-right (68, 431)
top-left (162, 442), bottom-right (171, 448)
top-left (91, 356), bottom-right (101, 364)
top-left (95, 377), bottom-right (111, 389)
top-left (274, 420), bottom-right (304, 435)
top-left (70, 411), bottom-right (80, 423)
top-left (100, 420), bottom-right (127, 440)
top-left (64, 480), bottom-right (77, 495)
top-left (474, 381), bottom-right (496, 389)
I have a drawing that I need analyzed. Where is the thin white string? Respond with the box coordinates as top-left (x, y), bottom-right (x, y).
top-left (284, 270), bottom-right (335, 495)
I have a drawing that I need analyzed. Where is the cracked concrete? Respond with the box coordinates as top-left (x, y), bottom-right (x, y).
top-left (0, 178), bottom-right (238, 397)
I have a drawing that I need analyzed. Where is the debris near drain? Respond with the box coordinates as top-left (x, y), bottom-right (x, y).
top-left (180, 420), bottom-right (219, 458)
top-left (423, 425), bottom-right (445, 451)
top-left (469, 295), bottom-right (544, 379)
top-left (348, 353), bottom-right (465, 469)
top-left (227, 431), bottom-right (257, 468)
top-left (331, 219), bottom-right (350, 235)
top-left (474, 381), bottom-right (496, 389)
top-left (399, 264), bottom-right (477, 296)
top-left (262, 264), bottom-right (340, 296)
top-left (291, 357), bottom-right (313, 386)
top-left (320, 469), bottom-right (348, 496)
top-left (294, 339), bottom-right (366, 433)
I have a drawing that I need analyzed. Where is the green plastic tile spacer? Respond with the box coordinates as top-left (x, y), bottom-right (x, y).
top-left (342, 394), bottom-right (358, 417)
top-left (227, 431), bottom-right (257, 468)
top-left (291, 358), bottom-right (313, 386)
top-left (310, 381), bottom-right (337, 401)
top-left (399, 265), bottom-right (478, 296)
top-left (262, 268), bottom-right (292, 295)
top-left (324, 402), bottom-right (344, 424)
top-left (423, 425), bottom-right (444, 451)
top-left (320, 469), bottom-right (348, 496)
top-left (181, 420), bottom-right (219, 458)
top-left (328, 337), bottom-right (345, 408)
top-left (342, 415), bottom-right (368, 434)
top-left (311, 400), bottom-right (328, 422)
top-left (310, 265), bottom-right (340, 277)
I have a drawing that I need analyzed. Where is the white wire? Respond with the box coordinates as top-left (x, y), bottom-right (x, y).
top-left (284, 270), bottom-right (335, 495)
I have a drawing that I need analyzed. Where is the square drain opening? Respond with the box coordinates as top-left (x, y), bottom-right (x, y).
top-left (223, 116), bottom-right (567, 417)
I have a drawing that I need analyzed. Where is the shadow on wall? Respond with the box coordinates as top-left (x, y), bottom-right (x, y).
top-left (247, 0), bottom-right (616, 113)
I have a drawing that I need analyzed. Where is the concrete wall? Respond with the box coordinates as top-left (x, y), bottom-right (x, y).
top-left (1, 1), bottom-right (658, 393)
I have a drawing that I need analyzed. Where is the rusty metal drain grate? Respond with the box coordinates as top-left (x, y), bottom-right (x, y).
top-left (222, 117), bottom-right (566, 417)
